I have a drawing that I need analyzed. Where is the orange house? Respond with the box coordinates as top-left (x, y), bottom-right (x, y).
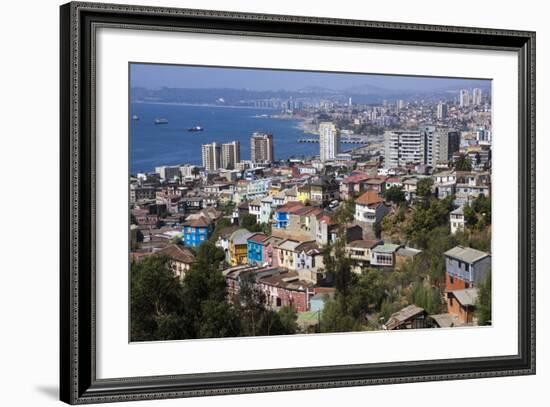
top-left (446, 288), bottom-right (478, 324)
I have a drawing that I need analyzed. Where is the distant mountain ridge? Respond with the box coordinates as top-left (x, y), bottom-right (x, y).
top-left (131, 81), bottom-right (491, 106)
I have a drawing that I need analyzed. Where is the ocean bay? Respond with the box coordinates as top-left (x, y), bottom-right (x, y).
top-left (130, 102), bottom-right (317, 174)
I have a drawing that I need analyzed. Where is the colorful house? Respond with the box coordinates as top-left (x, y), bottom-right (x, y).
top-left (274, 202), bottom-right (302, 229)
top-left (444, 246), bottom-right (491, 291)
top-left (247, 233), bottom-right (269, 265)
top-left (297, 185), bottom-right (311, 203)
top-left (229, 229), bottom-right (253, 266)
top-left (183, 216), bottom-right (213, 247)
top-left (262, 236), bottom-right (284, 266)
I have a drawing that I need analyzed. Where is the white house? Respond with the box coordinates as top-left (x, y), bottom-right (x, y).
top-left (354, 190), bottom-right (387, 224)
top-left (450, 206), bottom-right (465, 234)
top-left (260, 196), bottom-right (274, 224)
top-left (248, 198), bottom-right (262, 224)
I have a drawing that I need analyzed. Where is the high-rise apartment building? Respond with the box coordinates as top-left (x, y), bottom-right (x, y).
top-left (202, 142), bottom-right (222, 172)
top-left (437, 102), bottom-right (448, 119)
top-left (384, 127), bottom-right (459, 168)
top-left (434, 128), bottom-right (460, 164)
top-left (250, 132), bottom-right (274, 164)
top-left (397, 99), bottom-right (406, 111)
top-left (221, 141), bottom-right (240, 170)
top-left (459, 89), bottom-right (470, 107)
top-left (319, 122), bottom-right (339, 162)
top-left (472, 88), bottom-right (483, 105)
top-left (384, 130), bottom-right (424, 168)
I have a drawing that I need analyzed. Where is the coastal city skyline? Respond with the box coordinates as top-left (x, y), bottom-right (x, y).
top-left (130, 63), bottom-right (492, 342)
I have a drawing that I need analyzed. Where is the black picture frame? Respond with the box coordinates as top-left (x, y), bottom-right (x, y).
top-left (60, 2), bottom-right (536, 404)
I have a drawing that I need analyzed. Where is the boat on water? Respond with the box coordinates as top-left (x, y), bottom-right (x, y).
top-left (154, 118), bottom-right (168, 125)
top-left (187, 126), bottom-right (204, 132)
top-left (131, 115), bottom-right (139, 121)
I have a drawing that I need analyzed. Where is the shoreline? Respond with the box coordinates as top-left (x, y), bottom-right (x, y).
top-left (132, 100), bottom-right (278, 110)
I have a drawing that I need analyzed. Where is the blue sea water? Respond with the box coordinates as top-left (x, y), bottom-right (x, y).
top-left (130, 102), bottom-right (319, 174)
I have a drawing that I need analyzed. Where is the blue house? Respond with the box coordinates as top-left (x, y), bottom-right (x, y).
top-left (443, 245), bottom-right (491, 290)
top-left (274, 202), bottom-right (302, 229)
top-left (247, 233), bottom-right (268, 265)
top-left (183, 216), bottom-right (213, 247)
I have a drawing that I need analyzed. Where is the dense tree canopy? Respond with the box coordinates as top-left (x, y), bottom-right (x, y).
top-left (384, 185), bottom-right (406, 204)
top-left (454, 154), bottom-right (473, 171)
top-left (476, 270), bottom-right (492, 326)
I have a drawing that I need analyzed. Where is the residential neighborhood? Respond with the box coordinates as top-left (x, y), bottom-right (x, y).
top-left (130, 73), bottom-right (492, 341)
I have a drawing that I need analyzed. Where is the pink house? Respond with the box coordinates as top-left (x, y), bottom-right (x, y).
top-left (262, 236), bottom-right (284, 266)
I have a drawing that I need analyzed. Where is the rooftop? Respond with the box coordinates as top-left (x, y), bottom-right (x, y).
top-left (449, 288), bottom-right (479, 307)
top-left (356, 190), bottom-right (385, 206)
top-left (396, 247), bottom-right (422, 257)
top-left (384, 305), bottom-right (426, 330)
top-left (277, 239), bottom-right (301, 251)
top-left (157, 244), bottom-right (195, 264)
top-left (430, 313), bottom-right (464, 328)
top-left (444, 245), bottom-right (490, 263)
top-left (229, 229), bottom-right (254, 245)
top-left (450, 206), bottom-right (464, 215)
top-left (347, 239), bottom-right (382, 249)
top-left (373, 243), bottom-right (401, 254)
top-left (247, 232), bottom-right (269, 244)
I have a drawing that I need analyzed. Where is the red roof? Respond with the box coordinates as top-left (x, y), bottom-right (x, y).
top-left (184, 216), bottom-right (211, 228)
top-left (275, 201), bottom-right (305, 214)
top-left (247, 233), bottom-right (269, 244)
top-left (342, 172), bottom-right (370, 184)
top-left (158, 244), bottom-right (196, 264)
top-left (356, 190), bottom-right (385, 206)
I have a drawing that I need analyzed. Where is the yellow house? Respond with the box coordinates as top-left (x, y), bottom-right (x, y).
top-left (269, 183), bottom-right (283, 196)
top-left (297, 185), bottom-right (311, 204)
top-left (229, 229), bottom-right (253, 266)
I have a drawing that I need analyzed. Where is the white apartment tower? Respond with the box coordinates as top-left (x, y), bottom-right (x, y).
top-left (319, 122), bottom-right (339, 162)
top-left (201, 142), bottom-right (222, 172)
top-left (250, 132), bottom-right (274, 164)
top-left (437, 102), bottom-right (448, 119)
top-left (221, 140), bottom-right (240, 170)
top-left (459, 89), bottom-right (470, 107)
top-left (472, 88), bottom-right (483, 105)
top-left (384, 127), bottom-right (459, 168)
top-left (384, 130), bottom-right (424, 168)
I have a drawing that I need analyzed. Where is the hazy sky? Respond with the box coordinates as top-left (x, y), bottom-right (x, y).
top-left (130, 63), bottom-right (490, 92)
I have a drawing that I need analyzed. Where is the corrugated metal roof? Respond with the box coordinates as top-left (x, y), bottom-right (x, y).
top-left (444, 246), bottom-right (490, 263)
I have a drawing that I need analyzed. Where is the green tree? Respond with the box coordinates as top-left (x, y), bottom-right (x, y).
top-left (349, 269), bottom-right (385, 322)
top-left (320, 298), bottom-right (361, 333)
top-left (277, 305), bottom-right (299, 334)
top-left (234, 274), bottom-right (297, 336)
top-left (476, 270), bottom-right (492, 325)
top-left (472, 193), bottom-right (491, 225)
top-left (239, 213), bottom-right (267, 232)
top-left (384, 185), bottom-right (406, 204)
top-left (407, 282), bottom-right (443, 315)
top-left (209, 217), bottom-right (233, 242)
top-left (130, 254), bottom-right (187, 341)
top-left (333, 198), bottom-right (355, 225)
top-left (463, 203), bottom-right (477, 226)
top-left (182, 241), bottom-right (234, 338)
top-left (415, 178), bottom-right (434, 207)
top-left (454, 154), bottom-right (472, 171)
